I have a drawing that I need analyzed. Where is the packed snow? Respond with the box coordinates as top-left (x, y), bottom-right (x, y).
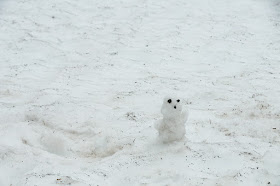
top-left (0, 0), bottom-right (280, 185)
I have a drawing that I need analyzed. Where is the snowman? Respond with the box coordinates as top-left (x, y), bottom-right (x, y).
top-left (155, 96), bottom-right (189, 143)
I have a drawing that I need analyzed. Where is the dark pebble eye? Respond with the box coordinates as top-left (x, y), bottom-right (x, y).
top-left (177, 99), bottom-right (180, 102)
top-left (174, 106), bottom-right (176, 109)
top-left (167, 99), bottom-right (172, 103)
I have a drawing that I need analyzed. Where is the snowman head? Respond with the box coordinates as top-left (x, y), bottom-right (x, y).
top-left (161, 96), bottom-right (183, 118)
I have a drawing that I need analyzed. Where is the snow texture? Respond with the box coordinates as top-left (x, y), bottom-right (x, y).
top-left (155, 96), bottom-right (189, 143)
top-left (0, 0), bottom-right (280, 185)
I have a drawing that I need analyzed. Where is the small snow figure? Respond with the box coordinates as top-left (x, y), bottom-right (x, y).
top-left (155, 96), bottom-right (189, 143)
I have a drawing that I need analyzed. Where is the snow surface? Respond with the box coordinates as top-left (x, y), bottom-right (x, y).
top-left (0, 0), bottom-right (280, 185)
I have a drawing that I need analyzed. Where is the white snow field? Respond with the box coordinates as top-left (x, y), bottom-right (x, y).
top-left (0, 0), bottom-right (280, 185)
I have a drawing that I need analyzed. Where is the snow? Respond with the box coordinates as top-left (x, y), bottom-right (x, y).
top-left (0, 0), bottom-right (280, 185)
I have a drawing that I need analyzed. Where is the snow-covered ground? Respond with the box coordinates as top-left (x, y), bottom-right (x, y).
top-left (1, 0), bottom-right (280, 185)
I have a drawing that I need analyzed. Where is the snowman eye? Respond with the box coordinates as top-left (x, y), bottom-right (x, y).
top-left (177, 99), bottom-right (180, 102)
top-left (167, 99), bottom-right (172, 103)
